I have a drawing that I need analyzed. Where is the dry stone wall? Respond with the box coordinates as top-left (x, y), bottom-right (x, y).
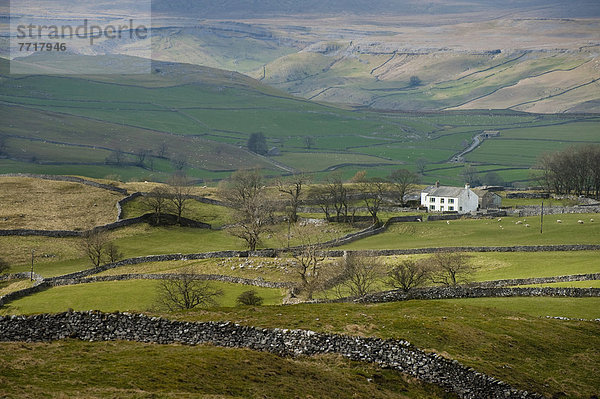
top-left (0, 311), bottom-right (542, 399)
top-left (352, 286), bottom-right (600, 304)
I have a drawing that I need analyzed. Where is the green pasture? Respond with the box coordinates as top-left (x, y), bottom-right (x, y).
top-left (1, 280), bottom-right (286, 315)
top-left (2, 56), bottom-right (599, 183)
top-left (340, 213), bottom-right (600, 250)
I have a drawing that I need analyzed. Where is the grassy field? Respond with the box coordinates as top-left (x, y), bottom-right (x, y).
top-left (0, 341), bottom-right (450, 399)
top-left (340, 213), bottom-right (600, 250)
top-left (0, 280), bottom-right (286, 315)
top-left (164, 300), bottom-right (600, 398)
top-left (0, 177), bottom-right (124, 230)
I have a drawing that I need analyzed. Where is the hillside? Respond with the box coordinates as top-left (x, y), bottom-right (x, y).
top-left (1, 55), bottom-right (600, 184)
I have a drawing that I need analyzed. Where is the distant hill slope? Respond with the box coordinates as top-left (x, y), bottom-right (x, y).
top-left (152, 0), bottom-right (600, 18)
top-left (2, 55), bottom-right (599, 186)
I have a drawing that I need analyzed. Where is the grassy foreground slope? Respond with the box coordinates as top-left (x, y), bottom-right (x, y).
top-left (0, 341), bottom-right (451, 399)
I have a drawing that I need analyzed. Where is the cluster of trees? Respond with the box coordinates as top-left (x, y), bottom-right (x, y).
top-left (78, 230), bottom-right (123, 267)
top-left (535, 145), bottom-right (600, 199)
top-left (104, 143), bottom-right (187, 172)
top-left (143, 173), bottom-right (192, 225)
top-left (218, 168), bottom-right (421, 250)
top-left (288, 245), bottom-right (474, 300)
top-left (308, 169), bottom-right (420, 224)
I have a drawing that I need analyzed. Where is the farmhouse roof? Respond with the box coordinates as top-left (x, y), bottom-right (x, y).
top-left (424, 186), bottom-right (468, 197)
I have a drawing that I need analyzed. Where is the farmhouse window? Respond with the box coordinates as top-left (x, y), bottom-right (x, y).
top-left (430, 197), bottom-right (436, 202)
top-left (440, 198), bottom-right (445, 203)
top-left (430, 205), bottom-right (435, 210)
top-left (449, 206), bottom-right (454, 211)
top-left (449, 199), bottom-right (455, 204)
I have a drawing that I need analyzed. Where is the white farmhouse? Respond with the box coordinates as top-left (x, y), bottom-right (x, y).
top-left (421, 182), bottom-right (479, 214)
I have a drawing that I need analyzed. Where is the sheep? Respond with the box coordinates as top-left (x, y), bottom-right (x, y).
top-left (591, 218), bottom-right (595, 223)
top-left (446, 220), bottom-right (450, 225)
top-left (516, 221), bottom-right (523, 225)
top-left (497, 218), bottom-right (502, 222)
top-left (556, 220), bottom-right (562, 223)
top-left (525, 224), bottom-right (530, 227)
top-left (578, 220), bottom-right (584, 224)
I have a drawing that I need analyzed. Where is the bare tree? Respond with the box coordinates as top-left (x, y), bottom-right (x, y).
top-left (105, 243), bottom-right (123, 263)
top-left (389, 169), bottom-right (419, 207)
top-left (288, 224), bottom-right (328, 300)
top-left (168, 173), bottom-right (192, 224)
top-left (335, 253), bottom-right (385, 298)
top-left (135, 149), bottom-right (150, 167)
top-left (79, 230), bottom-right (110, 267)
top-left (303, 136), bottom-right (315, 150)
top-left (461, 165), bottom-right (480, 186)
top-left (388, 258), bottom-right (430, 292)
top-left (359, 178), bottom-right (387, 225)
top-left (415, 158), bottom-right (428, 174)
top-left (276, 174), bottom-right (310, 223)
top-left (427, 252), bottom-right (474, 287)
top-left (308, 184), bottom-right (333, 220)
top-left (157, 142), bottom-right (169, 158)
top-left (143, 186), bottom-right (171, 225)
top-left (219, 169), bottom-right (273, 251)
top-left (326, 172), bottom-right (349, 222)
top-left (171, 156), bottom-right (188, 171)
top-left (156, 268), bottom-right (224, 311)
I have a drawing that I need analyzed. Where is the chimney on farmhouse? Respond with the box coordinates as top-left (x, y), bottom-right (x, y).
top-left (435, 181), bottom-right (440, 188)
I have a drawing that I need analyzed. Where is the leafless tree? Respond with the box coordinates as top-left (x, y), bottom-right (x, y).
top-left (105, 243), bottom-right (123, 263)
top-left (157, 142), bottom-right (169, 158)
top-left (461, 165), bottom-right (480, 186)
top-left (219, 169), bottom-right (273, 251)
top-left (79, 230), bottom-right (110, 267)
top-left (334, 252), bottom-right (385, 298)
top-left (358, 178), bottom-right (387, 224)
top-left (415, 158), bottom-right (428, 174)
top-left (288, 224), bottom-right (328, 300)
top-left (326, 172), bottom-right (350, 222)
top-left (308, 184), bottom-right (333, 220)
top-left (303, 136), bottom-right (315, 150)
top-left (168, 173), bottom-right (192, 224)
top-left (389, 169), bottom-right (419, 207)
top-left (388, 258), bottom-right (430, 292)
top-left (143, 186), bottom-right (171, 225)
top-left (534, 145), bottom-right (600, 199)
top-left (171, 156), bottom-right (188, 171)
top-left (276, 174), bottom-right (310, 223)
top-left (135, 149), bottom-right (151, 167)
top-left (156, 268), bottom-right (224, 311)
top-left (427, 252), bottom-right (474, 287)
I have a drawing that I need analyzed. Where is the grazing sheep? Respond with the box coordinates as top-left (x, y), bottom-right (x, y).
top-left (591, 218), bottom-right (595, 222)
top-left (516, 221), bottom-right (523, 225)
top-left (524, 224), bottom-right (530, 227)
top-left (446, 220), bottom-right (450, 225)
top-left (578, 220), bottom-right (584, 224)
top-left (556, 220), bottom-right (562, 223)
top-left (497, 218), bottom-right (502, 222)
